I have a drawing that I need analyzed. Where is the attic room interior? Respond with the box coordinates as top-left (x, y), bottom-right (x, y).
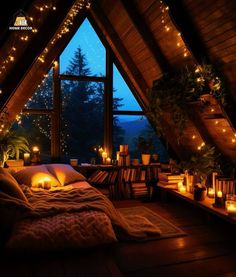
top-left (0, 0), bottom-right (236, 276)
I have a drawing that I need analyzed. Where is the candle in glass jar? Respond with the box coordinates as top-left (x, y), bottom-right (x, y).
top-left (23, 153), bottom-right (30, 165)
top-left (226, 203), bottom-right (236, 215)
top-left (217, 191), bottom-right (223, 198)
top-left (208, 187), bottom-right (215, 198)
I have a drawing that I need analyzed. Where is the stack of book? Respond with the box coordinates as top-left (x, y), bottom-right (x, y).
top-left (130, 182), bottom-right (148, 199)
top-left (158, 172), bottom-right (184, 189)
top-left (88, 170), bottom-right (109, 184)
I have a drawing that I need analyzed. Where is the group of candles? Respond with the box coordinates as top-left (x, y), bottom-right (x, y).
top-left (37, 177), bottom-right (51, 190)
top-left (96, 144), bottom-right (129, 165)
top-left (23, 146), bottom-right (40, 165)
top-left (94, 146), bottom-right (111, 165)
top-left (176, 173), bottom-right (236, 217)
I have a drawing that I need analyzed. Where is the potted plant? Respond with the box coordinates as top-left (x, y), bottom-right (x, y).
top-left (180, 145), bottom-right (221, 195)
top-left (193, 183), bottom-right (207, 201)
top-left (137, 136), bottom-right (153, 165)
top-left (0, 130), bottom-right (30, 167)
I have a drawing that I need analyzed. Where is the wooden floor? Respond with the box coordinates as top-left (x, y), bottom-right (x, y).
top-left (1, 194), bottom-right (236, 277)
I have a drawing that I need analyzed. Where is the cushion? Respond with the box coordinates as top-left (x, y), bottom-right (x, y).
top-left (46, 164), bottom-right (86, 186)
top-left (13, 165), bottom-right (61, 188)
top-left (0, 168), bottom-right (28, 202)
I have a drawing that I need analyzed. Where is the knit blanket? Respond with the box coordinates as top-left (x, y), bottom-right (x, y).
top-left (1, 183), bottom-right (161, 250)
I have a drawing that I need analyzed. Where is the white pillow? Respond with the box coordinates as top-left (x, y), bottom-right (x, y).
top-left (46, 164), bottom-right (86, 186)
top-left (13, 165), bottom-right (61, 188)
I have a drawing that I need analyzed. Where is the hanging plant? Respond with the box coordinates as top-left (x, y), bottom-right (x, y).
top-left (182, 63), bottom-right (226, 105)
top-left (147, 63), bottom-right (227, 140)
top-left (147, 71), bottom-right (188, 140)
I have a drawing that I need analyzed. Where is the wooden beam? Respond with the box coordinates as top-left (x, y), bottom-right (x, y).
top-left (120, 0), bottom-right (172, 73)
top-left (22, 109), bottom-right (53, 115)
top-left (59, 74), bottom-right (106, 82)
top-left (164, 0), bottom-right (210, 64)
top-left (89, 2), bottom-right (149, 109)
top-left (52, 59), bottom-right (61, 161)
top-left (104, 48), bottom-right (113, 157)
top-left (113, 110), bottom-right (144, 116)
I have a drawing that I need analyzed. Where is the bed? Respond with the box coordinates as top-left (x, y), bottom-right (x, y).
top-left (0, 164), bottom-right (161, 253)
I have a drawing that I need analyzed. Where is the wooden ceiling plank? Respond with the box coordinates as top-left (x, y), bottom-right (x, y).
top-left (120, 0), bottom-right (172, 73)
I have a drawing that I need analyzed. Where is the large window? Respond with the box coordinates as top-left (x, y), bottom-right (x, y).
top-left (16, 17), bottom-right (168, 163)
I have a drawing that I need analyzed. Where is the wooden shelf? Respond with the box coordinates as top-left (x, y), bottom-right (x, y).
top-left (158, 184), bottom-right (236, 225)
top-left (74, 164), bottom-right (160, 199)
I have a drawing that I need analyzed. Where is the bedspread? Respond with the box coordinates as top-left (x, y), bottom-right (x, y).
top-left (1, 183), bottom-right (161, 250)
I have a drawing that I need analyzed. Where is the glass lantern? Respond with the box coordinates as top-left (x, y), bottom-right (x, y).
top-left (225, 194), bottom-right (236, 217)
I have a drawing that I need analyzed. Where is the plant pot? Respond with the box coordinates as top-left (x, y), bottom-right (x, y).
top-left (193, 187), bottom-right (207, 201)
top-left (141, 154), bottom-right (150, 165)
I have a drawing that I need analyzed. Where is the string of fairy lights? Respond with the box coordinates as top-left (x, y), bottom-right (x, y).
top-left (0, 0), bottom-right (91, 82)
top-left (159, 0), bottom-right (189, 58)
top-left (0, 0), bottom-right (91, 136)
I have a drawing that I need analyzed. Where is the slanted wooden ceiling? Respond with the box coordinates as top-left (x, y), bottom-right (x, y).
top-left (0, 0), bottom-right (236, 164)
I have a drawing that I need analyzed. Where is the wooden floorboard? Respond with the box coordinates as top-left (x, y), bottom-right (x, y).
top-left (1, 198), bottom-right (236, 277)
top-left (112, 198), bottom-right (236, 277)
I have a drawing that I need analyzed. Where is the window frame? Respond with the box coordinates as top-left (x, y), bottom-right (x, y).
top-left (22, 17), bottom-right (144, 161)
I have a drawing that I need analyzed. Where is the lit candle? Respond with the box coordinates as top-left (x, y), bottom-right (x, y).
top-left (217, 191), bottom-right (223, 198)
top-left (226, 203), bottom-right (236, 216)
top-left (98, 147), bottom-right (103, 155)
top-left (102, 151), bottom-right (107, 164)
top-left (179, 186), bottom-right (186, 193)
top-left (43, 177), bottom-right (51, 190)
top-left (208, 187), bottom-right (215, 198)
top-left (106, 157), bottom-right (111, 165)
top-left (116, 151), bottom-right (120, 161)
top-left (37, 181), bottom-right (43, 188)
top-left (102, 151), bottom-right (107, 159)
top-left (23, 153), bottom-right (30, 165)
top-left (32, 146), bottom-right (39, 153)
top-left (177, 182), bottom-right (183, 191)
